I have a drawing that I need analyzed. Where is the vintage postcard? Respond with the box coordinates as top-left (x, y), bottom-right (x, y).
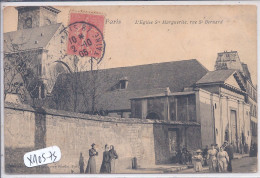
top-left (2, 3), bottom-right (258, 176)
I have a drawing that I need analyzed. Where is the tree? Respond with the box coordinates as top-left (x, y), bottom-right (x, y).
top-left (50, 55), bottom-right (116, 114)
top-left (4, 37), bottom-right (44, 106)
top-left (4, 26), bottom-right (114, 114)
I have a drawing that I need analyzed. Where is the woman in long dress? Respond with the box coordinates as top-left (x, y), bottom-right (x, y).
top-left (207, 144), bottom-right (218, 172)
top-left (100, 144), bottom-right (111, 173)
top-left (217, 146), bottom-right (229, 172)
top-left (109, 145), bottom-right (118, 173)
top-left (79, 152), bottom-right (84, 173)
top-left (193, 149), bottom-right (203, 172)
top-left (85, 143), bottom-right (98, 174)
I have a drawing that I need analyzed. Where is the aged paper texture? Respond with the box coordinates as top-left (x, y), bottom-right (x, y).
top-left (3, 4), bottom-right (258, 175)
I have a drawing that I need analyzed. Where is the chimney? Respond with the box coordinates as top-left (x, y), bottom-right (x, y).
top-left (165, 87), bottom-right (171, 96)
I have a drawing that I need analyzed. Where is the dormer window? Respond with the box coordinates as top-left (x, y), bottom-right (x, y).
top-left (119, 77), bottom-right (128, 89)
top-left (111, 77), bottom-right (128, 91)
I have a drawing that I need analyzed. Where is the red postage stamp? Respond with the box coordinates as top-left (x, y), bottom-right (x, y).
top-left (67, 13), bottom-right (105, 60)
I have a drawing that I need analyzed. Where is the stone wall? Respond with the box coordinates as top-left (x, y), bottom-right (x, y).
top-left (4, 102), bottom-right (155, 174)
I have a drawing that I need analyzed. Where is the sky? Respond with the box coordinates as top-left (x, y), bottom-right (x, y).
top-left (3, 5), bottom-right (257, 85)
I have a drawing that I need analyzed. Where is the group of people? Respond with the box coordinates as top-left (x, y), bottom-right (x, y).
top-left (193, 141), bottom-right (234, 173)
top-left (79, 143), bottom-right (118, 174)
top-left (175, 147), bottom-right (192, 165)
top-left (249, 142), bottom-right (257, 157)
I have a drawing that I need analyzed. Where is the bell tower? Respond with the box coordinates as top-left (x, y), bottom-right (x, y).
top-left (214, 51), bottom-right (243, 71)
top-left (16, 6), bottom-right (60, 30)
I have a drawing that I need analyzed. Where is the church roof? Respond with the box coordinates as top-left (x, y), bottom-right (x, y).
top-left (4, 23), bottom-right (62, 53)
top-left (196, 69), bottom-right (236, 84)
top-left (49, 59), bottom-right (208, 112)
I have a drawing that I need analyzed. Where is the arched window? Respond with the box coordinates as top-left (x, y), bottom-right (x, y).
top-left (146, 112), bottom-right (161, 120)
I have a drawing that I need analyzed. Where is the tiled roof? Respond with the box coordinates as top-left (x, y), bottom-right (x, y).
top-left (130, 91), bottom-right (196, 100)
top-left (49, 59), bottom-right (208, 112)
top-left (196, 69), bottom-right (235, 85)
top-left (4, 23), bottom-right (62, 53)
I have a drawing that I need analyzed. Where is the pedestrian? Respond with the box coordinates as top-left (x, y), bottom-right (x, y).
top-left (244, 143), bottom-right (249, 154)
top-left (215, 144), bottom-right (220, 172)
top-left (202, 145), bottom-right (209, 166)
top-left (85, 143), bottom-right (98, 174)
top-left (240, 141), bottom-right (244, 154)
top-left (207, 144), bottom-right (218, 172)
top-left (176, 148), bottom-right (182, 164)
top-left (100, 144), bottom-right (111, 173)
top-left (79, 152), bottom-right (84, 173)
top-left (193, 149), bottom-right (203, 172)
top-left (253, 143), bottom-right (258, 157)
top-left (186, 150), bottom-right (192, 164)
top-left (109, 145), bottom-right (118, 173)
top-left (217, 146), bottom-right (229, 173)
top-left (181, 147), bottom-right (188, 165)
top-left (223, 141), bottom-right (234, 172)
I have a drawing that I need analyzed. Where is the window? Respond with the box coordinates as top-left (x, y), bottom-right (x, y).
top-left (120, 80), bottom-right (127, 89)
top-left (24, 17), bottom-right (32, 28)
top-left (112, 77), bottom-right (128, 90)
top-left (41, 84), bottom-right (45, 98)
top-left (38, 64), bottom-right (42, 76)
top-left (146, 112), bottom-right (161, 120)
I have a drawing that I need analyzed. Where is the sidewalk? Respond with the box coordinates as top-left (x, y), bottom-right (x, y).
top-left (117, 164), bottom-right (190, 174)
top-left (233, 153), bottom-right (249, 159)
top-left (117, 154), bottom-right (248, 174)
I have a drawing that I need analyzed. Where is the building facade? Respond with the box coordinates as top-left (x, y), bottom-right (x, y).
top-left (131, 51), bottom-right (255, 158)
top-left (49, 59), bottom-right (208, 116)
top-left (4, 6), bottom-right (76, 103)
top-left (131, 86), bottom-right (251, 158)
top-left (196, 71), bottom-right (252, 152)
top-left (130, 89), bottom-right (201, 163)
top-left (214, 51), bottom-right (257, 144)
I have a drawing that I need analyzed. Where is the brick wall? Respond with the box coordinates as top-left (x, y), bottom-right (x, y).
top-left (4, 102), bottom-right (155, 174)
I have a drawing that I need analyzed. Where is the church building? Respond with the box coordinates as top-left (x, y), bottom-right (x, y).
top-left (131, 51), bottom-right (256, 163)
top-left (4, 6), bottom-right (257, 165)
top-left (4, 6), bottom-right (72, 104)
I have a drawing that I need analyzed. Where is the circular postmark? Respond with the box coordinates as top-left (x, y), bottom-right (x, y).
top-left (43, 19), bottom-right (106, 92)
top-left (59, 21), bottom-right (106, 64)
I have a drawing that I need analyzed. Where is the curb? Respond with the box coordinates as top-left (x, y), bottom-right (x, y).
top-left (173, 166), bottom-right (209, 173)
top-left (170, 166), bottom-right (189, 173)
top-left (233, 154), bottom-right (249, 159)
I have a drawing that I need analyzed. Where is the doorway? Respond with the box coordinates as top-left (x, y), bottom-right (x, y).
top-left (168, 129), bottom-right (180, 154)
top-left (230, 110), bottom-right (238, 152)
